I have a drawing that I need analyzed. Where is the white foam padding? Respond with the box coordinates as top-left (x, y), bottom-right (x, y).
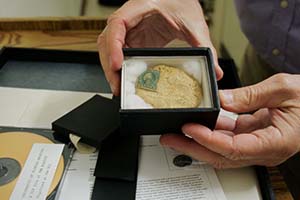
top-left (122, 57), bottom-right (213, 109)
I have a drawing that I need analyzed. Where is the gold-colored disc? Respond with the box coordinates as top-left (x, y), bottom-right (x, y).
top-left (0, 132), bottom-right (64, 200)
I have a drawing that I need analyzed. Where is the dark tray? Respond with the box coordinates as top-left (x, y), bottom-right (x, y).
top-left (0, 47), bottom-right (275, 200)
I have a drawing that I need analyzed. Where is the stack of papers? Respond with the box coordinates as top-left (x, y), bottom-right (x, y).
top-left (0, 87), bottom-right (262, 200)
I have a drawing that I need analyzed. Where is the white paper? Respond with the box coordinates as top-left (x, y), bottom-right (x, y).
top-left (0, 87), bottom-right (111, 129)
top-left (136, 135), bottom-right (227, 200)
top-left (10, 144), bottom-right (64, 200)
top-left (55, 151), bottom-right (98, 200)
top-left (51, 136), bottom-right (260, 200)
top-left (217, 168), bottom-right (261, 200)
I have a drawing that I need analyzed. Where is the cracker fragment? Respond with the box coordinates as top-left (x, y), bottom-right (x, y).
top-left (136, 65), bottom-right (202, 108)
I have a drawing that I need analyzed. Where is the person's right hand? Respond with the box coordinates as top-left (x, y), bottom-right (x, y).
top-left (160, 73), bottom-right (300, 168)
top-left (97, 0), bottom-right (223, 96)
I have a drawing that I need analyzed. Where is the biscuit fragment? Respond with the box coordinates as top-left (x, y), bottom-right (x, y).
top-left (136, 65), bottom-right (202, 108)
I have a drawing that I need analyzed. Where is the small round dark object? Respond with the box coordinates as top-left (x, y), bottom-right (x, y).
top-left (173, 155), bottom-right (193, 167)
top-left (0, 158), bottom-right (21, 186)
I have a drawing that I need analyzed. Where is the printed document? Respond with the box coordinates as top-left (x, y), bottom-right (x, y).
top-left (136, 135), bottom-right (227, 200)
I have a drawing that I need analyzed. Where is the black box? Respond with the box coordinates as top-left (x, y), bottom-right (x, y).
top-left (52, 48), bottom-right (220, 136)
top-left (120, 48), bottom-right (220, 134)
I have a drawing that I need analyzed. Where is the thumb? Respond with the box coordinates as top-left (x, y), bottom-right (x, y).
top-left (219, 74), bottom-right (291, 113)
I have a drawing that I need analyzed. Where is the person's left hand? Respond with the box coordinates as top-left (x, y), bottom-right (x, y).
top-left (160, 73), bottom-right (300, 168)
top-left (97, 0), bottom-right (223, 96)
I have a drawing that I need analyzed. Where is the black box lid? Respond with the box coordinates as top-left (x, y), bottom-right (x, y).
top-left (52, 95), bottom-right (120, 147)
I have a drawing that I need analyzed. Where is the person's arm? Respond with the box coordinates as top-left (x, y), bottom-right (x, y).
top-left (161, 73), bottom-right (300, 168)
top-left (97, 0), bottom-right (223, 96)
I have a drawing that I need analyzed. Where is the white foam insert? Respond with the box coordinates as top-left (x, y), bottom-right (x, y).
top-left (121, 56), bottom-right (213, 109)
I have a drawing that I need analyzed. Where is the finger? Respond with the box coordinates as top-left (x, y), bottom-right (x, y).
top-left (214, 61), bottom-right (224, 81)
top-left (183, 123), bottom-right (287, 161)
top-left (106, 19), bottom-right (126, 72)
top-left (215, 115), bottom-right (236, 131)
top-left (98, 0), bottom-right (157, 95)
top-left (98, 29), bottom-right (112, 90)
top-left (219, 74), bottom-right (294, 113)
top-left (182, 123), bottom-right (237, 158)
top-left (111, 0), bottom-right (157, 30)
top-left (234, 109), bottom-right (271, 133)
top-left (237, 126), bottom-right (286, 159)
top-left (160, 134), bottom-right (256, 168)
top-left (218, 130), bottom-right (236, 137)
top-left (161, 1), bottom-right (223, 80)
top-left (187, 31), bottom-right (223, 80)
top-left (202, 45), bottom-right (223, 80)
top-left (206, 46), bottom-right (223, 80)
top-left (183, 11), bottom-right (223, 79)
top-left (98, 22), bottom-right (124, 95)
top-left (216, 109), bottom-right (270, 133)
top-left (105, 19), bottom-right (126, 95)
top-left (160, 134), bottom-right (231, 168)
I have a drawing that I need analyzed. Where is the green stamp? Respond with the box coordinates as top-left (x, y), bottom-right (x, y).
top-left (136, 69), bottom-right (160, 91)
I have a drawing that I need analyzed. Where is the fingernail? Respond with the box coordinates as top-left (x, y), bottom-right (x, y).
top-left (184, 134), bottom-right (192, 139)
top-left (220, 90), bottom-right (233, 104)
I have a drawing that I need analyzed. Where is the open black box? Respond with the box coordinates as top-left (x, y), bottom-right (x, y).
top-left (52, 47), bottom-right (220, 145)
top-left (0, 47), bottom-right (275, 200)
top-left (120, 48), bottom-right (220, 134)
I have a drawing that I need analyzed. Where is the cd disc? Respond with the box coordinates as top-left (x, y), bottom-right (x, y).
top-left (0, 132), bottom-right (64, 200)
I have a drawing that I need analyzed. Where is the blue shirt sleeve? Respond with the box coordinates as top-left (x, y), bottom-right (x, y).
top-left (234, 0), bottom-right (300, 73)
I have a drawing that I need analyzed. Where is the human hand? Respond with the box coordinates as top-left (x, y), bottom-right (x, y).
top-left (160, 73), bottom-right (300, 168)
top-left (97, 0), bottom-right (223, 95)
